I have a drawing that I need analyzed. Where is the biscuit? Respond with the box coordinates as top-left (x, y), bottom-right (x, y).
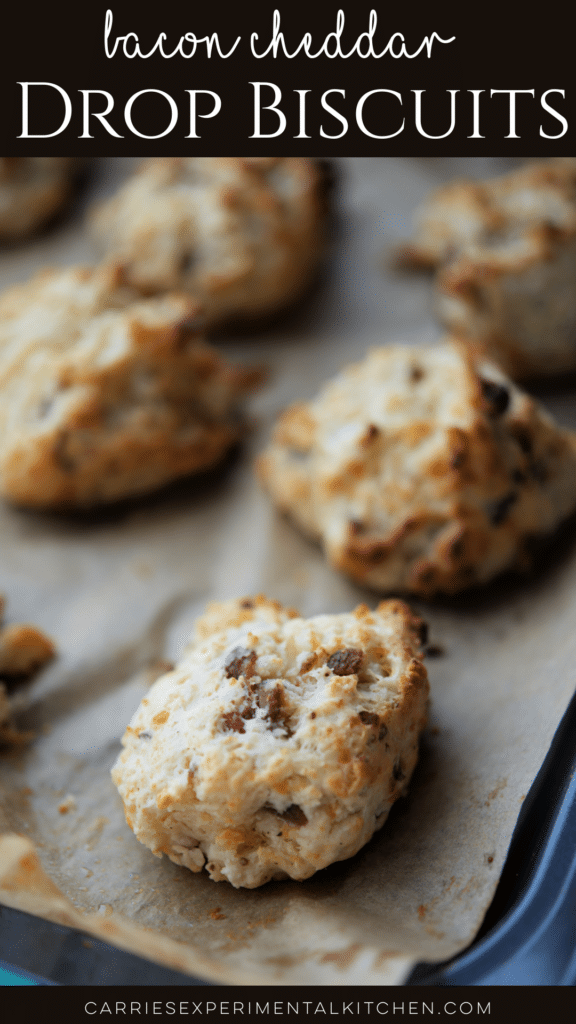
top-left (0, 596), bottom-right (55, 747)
top-left (90, 157), bottom-right (327, 328)
top-left (400, 159), bottom-right (576, 377)
top-left (258, 340), bottom-right (576, 597)
top-left (112, 596), bottom-right (428, 888)
top-left (0, 265), bottom-right (260, 508)
top-left (0, 158), bottom-right (80, 239)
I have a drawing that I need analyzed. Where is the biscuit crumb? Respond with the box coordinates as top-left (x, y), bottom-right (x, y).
top-left (58, 794), bottom-right (77, 815)
top-left (0, 597), bottom-right (56, 748)
top-left (209, 907), bottom-right (226, 920)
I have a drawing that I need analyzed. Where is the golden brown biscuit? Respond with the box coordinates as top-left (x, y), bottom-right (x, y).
top-left (90, 157), bottom-right (327, 328)
top-left (0, 158), bottom-right (80, 239)
top-left (0, 264), bottom-right (260, 508)
top-left (258, 340), bottom-right (576, 596)
top-left (400, 159), bottom-right (576, 378)
top-left (112, 596), bottom-right (429, 888)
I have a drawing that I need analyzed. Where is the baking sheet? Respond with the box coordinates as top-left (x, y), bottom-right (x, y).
top-left (1, 157), bottom-right (576, 986)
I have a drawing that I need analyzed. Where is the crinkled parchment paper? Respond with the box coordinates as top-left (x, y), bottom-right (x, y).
top-left (1, 158), bottom-right (575, 986)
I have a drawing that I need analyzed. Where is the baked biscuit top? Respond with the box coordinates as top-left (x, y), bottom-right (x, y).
top-left (0, 264), bottom-right (259, 507)
top-left (112, 596), bottom-right (428, 888)
top-left (401, 158), bottom-right (576, 270)
top-left (258, 340), bottom-right (576, 596)
top-left (90, 157), bottom-right (327, 327)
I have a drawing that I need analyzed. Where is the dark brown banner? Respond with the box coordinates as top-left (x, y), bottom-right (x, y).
top-left (0, 0), bottom-right (572, 154)
top-left (1, 984), bottom-right (576, 1021)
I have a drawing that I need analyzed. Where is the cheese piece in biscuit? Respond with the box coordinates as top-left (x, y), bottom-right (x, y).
top-left (258, 340), bottom-right (576, 596)
top-left (0, 265), bottom-right (260, 508)
top-left (90, 157), bottom-right (327, 328)
top-left (112, 596), bottom-right (429, 888)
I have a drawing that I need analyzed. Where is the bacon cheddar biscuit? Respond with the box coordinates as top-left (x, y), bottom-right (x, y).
top-left (90, 157), bottom-right (327, 329)
top-left (112, 596), bottom-right (429, 888)
top-left (0, 265), bottom-right (259, 508)
top-left (401, 159), bottom-right (576, 377)
top-left (258, 340), bottom-right (576, 596)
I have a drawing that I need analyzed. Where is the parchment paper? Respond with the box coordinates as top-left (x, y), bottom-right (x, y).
top-left (1, 157), bottom-right (575, 986)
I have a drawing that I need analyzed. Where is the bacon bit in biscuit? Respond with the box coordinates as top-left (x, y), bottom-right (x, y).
top-left (414, 564), bottom-right (436, 585)
top-left (489, 491), bottom-right (518, 526)
top-left (225, 646), bottom-right (257, 680)
top-left (510, 423), bottom-right (533, 455)
top-left (263, 683), bottom-right (292, 735)
top-left (280, 804), bottom-right (308, 827)
top-left (364, 542), bottom-right (390, 564)
top-left (264, 803), bottom-right (308, 827)
top-left (221, 705), bottom-right (255, 734)
top-left (361, 424), bottom-right (380, 446)
top-left (327, 648), bottom-right (363, 676)
top-left (300, 651), bottom-right (322, 672)
top-left (221, 711), bottom-right (245, 733)
top-left (480, 378), bottom-right (510, 416)
top-left (358, 712), bottom-right (388, 741)
top-left (53, 430), bottom-right (76, 473)
top-left (450, 447), bottom-right (467, 470)
top-left (265, 683), bottom-right (286, 724)
top-left (222, 679), bottom-right (292, 736)
top-left (450, 535), bottom-right (466, 560)
top-left (358, 711), bottom-right (380, 728)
